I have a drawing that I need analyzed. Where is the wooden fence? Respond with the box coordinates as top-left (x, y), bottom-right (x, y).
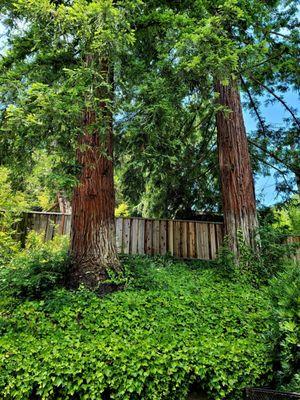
top-left (19, 212), bottom-right (300, 261)
top-left (21, 212), bottom-right (224, 260)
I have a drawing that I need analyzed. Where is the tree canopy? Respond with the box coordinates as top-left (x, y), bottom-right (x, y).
top-left (1, 0), bottom-right (299, 215)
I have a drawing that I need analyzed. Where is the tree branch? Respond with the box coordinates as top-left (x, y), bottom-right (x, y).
top-left (241, 75), bottom-right (268, 134)
top-left (269, 31), bottom-right (291, 39)
top-left (239, 50), bottom-right (286, 74)
top-left (248, 74), bottom-right (300, 128)
top-left (251, 153), bottom-right (296, 193)
top-left (248, 138), bottom-right (296, 173)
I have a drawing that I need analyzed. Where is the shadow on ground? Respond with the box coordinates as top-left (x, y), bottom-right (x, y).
top-left (187, 384), bottom-right (209, 400)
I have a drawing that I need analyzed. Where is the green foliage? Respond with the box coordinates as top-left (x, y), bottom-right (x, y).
top-left (269, 264), bottom-right (300, 392)
top-left (1, 0), bottom-right (299, 214)
top-left (273, 196), bottom-right (300, 234)
top-left (115, 202), bottom-right (130, 217)
top-left (0, 232), bottom-right (69, 299)
top-left (0, 167), bottom-right (28, 266)
top-left (217, 226), bottom-right (298, 285)
top-left (0, 256), bottom-right (276, 399)
top-left (0, 0), bottom-right (140, 193)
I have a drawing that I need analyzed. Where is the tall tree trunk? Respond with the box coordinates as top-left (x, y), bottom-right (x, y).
top-left (215, 79), bottom-right (258, 255)
top-left (69, 58), bottom-right (121, 289)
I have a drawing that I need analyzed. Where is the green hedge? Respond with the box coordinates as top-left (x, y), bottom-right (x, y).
top-left (0, 255), bottom-right (276, 399)
top-left (269, 264), bottom-right (300, 392)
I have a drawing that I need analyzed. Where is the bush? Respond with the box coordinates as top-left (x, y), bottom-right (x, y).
top-left (0, 232), bottom-right (69, 299)
top-left (0, 256), bottom-right (276, 399)
top-left (269, 264), bottom-right (300, 392)
top-left (216, 225), bottom-right (298, 285)
top-left (0, 167), bottom-right (28, 266)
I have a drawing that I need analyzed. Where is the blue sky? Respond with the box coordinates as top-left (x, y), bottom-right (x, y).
top-left (0, 22), bottom-right (298, 207)
top-left (243, 90), bottom-right (299, 206)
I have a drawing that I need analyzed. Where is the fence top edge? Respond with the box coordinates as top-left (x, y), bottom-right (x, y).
top-left (25, 211), bottom-right (72, 216)
top-left (118, 216), bottom-right (224, 224)
top-left (24, 211), bottom-right (224, 225)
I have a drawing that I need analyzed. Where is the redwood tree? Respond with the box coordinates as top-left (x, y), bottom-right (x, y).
top-left (70, 58), bottom-right (121, 287)
top-left (0, 0), bottom-right (136, 288)
top-left (176, 0), bottom-right (298, 253)
top-left (215, 80), bottom-right (258, 253)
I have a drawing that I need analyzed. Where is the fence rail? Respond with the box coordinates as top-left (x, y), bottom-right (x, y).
top-left (19, 212), bottom-right (300, 261)
top-left (21, 212), bottom-right (224, 260)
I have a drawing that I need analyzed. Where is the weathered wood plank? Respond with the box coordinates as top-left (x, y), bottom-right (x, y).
top-left (168, 220), bottom-right (174, 256)
top-left (65, 215), bottom-right (72, 236)
top-left (209, 223), bottom-right (217, 259)
top-left (188, 222), bottom-right (196, 258)
top-left (174, 221), bottom-right (181, 257)
top-left (138, 219), bottom-right (145, 254)
top-left (153, 220), bottom-right (160, 255)
top-left (131, 218), bottom-right (139, 254)
top-left (115, 218), bottom-right (123, 253)
top-left (44, 215), bottom-right (54, 241)
top-left (195, 223), bottom-right (202, 259)
top-left (159, 220), bottom-right (167, 255)
top-left (199, 223), bottom-right (210, 259)
top-left (182, 222), bottom-right (188, 258)
top-left (145, 220), bottom-right (153, 255)
top-left (123, 218), bottom-right (131, 254)
top-left (33, 213), bottom-right (43, 233)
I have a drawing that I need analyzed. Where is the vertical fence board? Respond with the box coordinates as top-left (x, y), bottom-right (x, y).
top-left (131, 218), bottom-right (139, 254)
top-left (195, 223), bottom-right (202, 259)
top-left (58, 214), bottom-right (65, 235)
top-left (45, 215), bottom-right (55, 241)
top-left (160, 220), bottom-right (167, 255)
top-left (123, 218), bottom-right (131, 254)
top-left (145, 220), bottom-right (153, 255)
top-left (138, 219), bottom-right (145, 255)
top-left (34, 213), bottom-right (47, 234)
top-left (173, 221), bottom-right (181, 257)
top-left (153, 220), bottom-right (160, 255)
top-left (168, 221), bottom-right (174, 256)
top-left (188, 222), bottom-right (196, 258)
top-left (180, 221), bottom-right (188, 258)
top-left (65, 215), bottom-right (72, 236)
top-left (116, 218), bottom-right (123, 253)
top-left (209, 223), bottom-right (217, 259)
top-left (199, 223), bottom-right (210, 259)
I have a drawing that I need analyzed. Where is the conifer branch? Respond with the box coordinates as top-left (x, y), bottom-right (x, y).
top-left (249, 74), bottom-right (300, 128)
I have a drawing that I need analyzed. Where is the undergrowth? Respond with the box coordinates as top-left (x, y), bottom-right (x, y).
top-left (0, 253), bottom-right (276, 399)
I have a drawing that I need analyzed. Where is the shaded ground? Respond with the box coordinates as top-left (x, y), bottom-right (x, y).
top-left (188, 391), bottom-right (208, 400)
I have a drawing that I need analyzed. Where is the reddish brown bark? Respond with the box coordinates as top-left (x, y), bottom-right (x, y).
top-left (69, 58), bottom-right (121, 289)
top-left (215, 80), bottom-right (258, 254)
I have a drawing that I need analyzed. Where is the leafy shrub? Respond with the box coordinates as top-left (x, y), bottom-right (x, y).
top-left (115, 202), bottom-right (130, 217)
top-left (0, 256), bottom-right (276, 399)
top-left (216, 226), bottom-right (298, 285)
top-left (0, 232), bottom-right (69, 299)
top-left (269, 264), bottom-right (300, 392)
top-left (0, 167), bottom-right (28, 266)
top-left (272, 195), bottom-right (300, 234)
